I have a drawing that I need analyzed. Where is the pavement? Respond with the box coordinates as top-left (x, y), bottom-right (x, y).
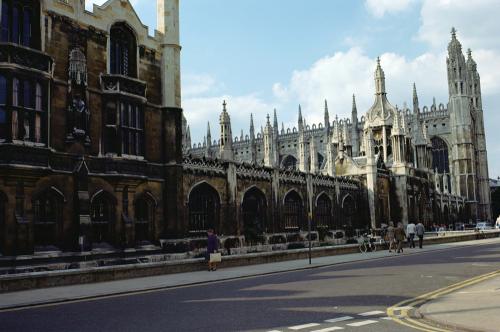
top-left (419, 273), bottom-right (500, 332)
top-left (0, 237), bottom-right (499, 331)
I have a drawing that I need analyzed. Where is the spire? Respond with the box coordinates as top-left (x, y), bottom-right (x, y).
top-left (466, 48), bottom-right (477, 71)
top-left (249, 113), bottom-right (255, 140)
top-left (374, 57), bottom-right (386, 95)
top-left (298, 104), bottom-right (304, 131)
top-left (281, 122), bottom-right (285, 134)
top-left (351, 94), bottom-right (358, 124)
top-left (413, 83), bottom-right (419, 113)
top-left (324, 99), bottom-right (330, 128)
top-left (448, 26), bottom-right (462, 54)
top-left (206, 122), bottom-right (212, 146)
top-left (273, 108), bottom-right (278, 128)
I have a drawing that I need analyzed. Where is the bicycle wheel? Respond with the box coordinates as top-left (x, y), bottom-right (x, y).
top-left (359, 242), bottom-right (367, 253)
top-left (371, 242), bottom-right (377, 252)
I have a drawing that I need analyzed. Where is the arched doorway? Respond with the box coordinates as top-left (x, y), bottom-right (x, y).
top-left (90, 191), bottom-right (116, 247)
top-left (188, 182), bottom-right (220, 234)
top-left (33, 188), bottom-right (64, 251)
top-left (242, 187), bottom-right (266, 243)
top-left (315, 193), bottom-right (332, 229)
top-left (283, 190), bottom-right (303, 231)
top-left (134, 193), bottom-right (156, 245)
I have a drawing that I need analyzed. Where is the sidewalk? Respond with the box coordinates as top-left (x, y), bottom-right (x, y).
top-left (420, 274), bottom-right (500, 332)
top-left (1, 237), bottom-right (499, 311)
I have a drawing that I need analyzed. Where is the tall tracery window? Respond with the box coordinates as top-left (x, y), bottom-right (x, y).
top-left (69, 48), bottom-right (88, 86)
top-left (431, 137), bottom-right (451, 190)
top-left (315, 193), bottom-right (332, 229)
top-left (110, 23), bottom-right (137, 77)
top-left (282, 155), bottom-right (298, 171)
top-left (120, 102), bottom-right (144, 156)
top-left (0, 0), bottom-right (39, 48)
top-left (0, 75), bottom-right (46, 144)
top-left (188, 183), bottom-right (220, 233)
top-left (283, 191), bottom-right (303, 230)
top-left (135, 194), bottom-right (155, 244)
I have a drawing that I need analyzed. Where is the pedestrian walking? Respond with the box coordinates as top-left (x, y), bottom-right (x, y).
top-left (386, 221), bottom-right (396, 252)
top-left (416, 222), bottom-right (425, 249)
top-left (206, 228), bottom-right (220, 271)
top-left (406, 221), bottom-right (416, 248)
top-left (394, 222), bottom-right (406, 253)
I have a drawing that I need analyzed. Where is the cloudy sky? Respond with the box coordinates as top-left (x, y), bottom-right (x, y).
top-left (87, 0), bottom-right (500, 178)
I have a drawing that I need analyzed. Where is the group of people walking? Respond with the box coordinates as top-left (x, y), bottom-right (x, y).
top-left (385, 221), bottom-right (425, 253)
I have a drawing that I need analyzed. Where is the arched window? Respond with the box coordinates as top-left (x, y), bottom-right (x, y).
top-left (315, 193), bottom-right (332, 229)
top-left (134, 194), bottom-right (155, 244)
top-left (188, 183), bottom-right (220, 234)
top-left (342, 195), bottom-right (356, 229)
top-left (33, 189), bottom-right (64, 250)
top-left (283, 190), bottom-right (303, 230)
top-left (110, 23), bottom-right (137, 77)
top-left (242, 187), bottom-right (267, 241)
top-left (431, 137), bottom-right (449, 174)
top-left (282, 155), bottom-right (298, 170)
top-left (317, 153), bottom-right (325, 170)
top-left (69, 48), bottom-right (88, 86)
top-left (90, 192), bottom-right (116, 245)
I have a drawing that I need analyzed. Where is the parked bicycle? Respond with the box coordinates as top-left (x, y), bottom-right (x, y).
top-left (358, 233), bottom-right (377, 253)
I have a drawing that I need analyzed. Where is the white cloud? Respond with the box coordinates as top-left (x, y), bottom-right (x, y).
top-left (184, 94), bottom-right (277, 145)
top-left (365, 0), bottom-right (415, 18)
top-left (272, 48), bottom-right (448, 128)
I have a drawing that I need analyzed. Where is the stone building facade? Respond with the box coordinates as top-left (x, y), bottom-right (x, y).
top-left (0, 1), bottom-right (491, 257)
top-left (0, 0), bottom-right (183, 255)
top-left (186, 29), bottom-right (491, 230)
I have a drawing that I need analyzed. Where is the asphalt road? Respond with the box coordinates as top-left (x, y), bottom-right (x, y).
top-left (1, 242), bottom-right (500, 332)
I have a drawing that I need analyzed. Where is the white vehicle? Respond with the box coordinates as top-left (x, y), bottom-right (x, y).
top-left (476, 222), bottom-right (493, 230)
top-left (495, 217), bottom-right (500, 229)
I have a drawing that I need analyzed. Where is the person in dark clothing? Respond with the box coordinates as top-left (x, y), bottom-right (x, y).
top-left (416, 222), bottom-right (425, 248)
top-left (206, 228), bottom-right (219, 271)
top-left (394, 222), bottom-right (406, 253)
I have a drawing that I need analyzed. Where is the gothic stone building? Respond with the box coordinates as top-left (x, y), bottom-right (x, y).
top-left (0, 1), bottom-right (491, 256)
top-left (186, 29), bottom-right (491, 232)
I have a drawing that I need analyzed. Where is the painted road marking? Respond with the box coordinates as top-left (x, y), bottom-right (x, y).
top-left (381, 317), bottom-right (393, 320)
top-left (324, 316), bottom-right (353, 323)
top-left (267, 330), bottom-right (282, 332)
top-left (387, 269), bottom-right (500, 332)
top-left (346, 320), bottom-right (378, 327)
top-left (288, 323), bottom-right (321, 330)
top-left (392, 306), bottom-right (413, 310)
top-left (310, 327), bottom-right (344, 332)
top-left (358, 310), bottom-right (385, 316)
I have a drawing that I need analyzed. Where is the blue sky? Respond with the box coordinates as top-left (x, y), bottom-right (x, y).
top-left (87, 0), bottom-right (500, 178)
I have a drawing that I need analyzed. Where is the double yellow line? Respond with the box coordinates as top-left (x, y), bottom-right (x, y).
top-left (387, 269), bottom-right (500, 332)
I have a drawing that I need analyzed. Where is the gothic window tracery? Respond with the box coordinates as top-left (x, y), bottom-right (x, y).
top-left (315, 193), bottom-right (332, 229)
top-left (69, 48), bottom-right (87, 86)
top-left (283, 190), bottom-right (303, 230)
top-left (135, 194), bottom-right (155, 244)
top-left (90, 192), bottom-right (115, 245)
top-left (33, 190), bottom-right (63, 249)
top-left (188, 183), bottom-right (220, 233)
top-left (110, 23), bottom-right (137, 77)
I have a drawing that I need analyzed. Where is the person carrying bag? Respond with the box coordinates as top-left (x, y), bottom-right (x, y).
top-left (206, 228), bottom-right (220, 271)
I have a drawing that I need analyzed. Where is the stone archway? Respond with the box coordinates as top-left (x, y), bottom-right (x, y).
top-left (188, 182), bottom-right (220, 234)
top-left (241, 187), bottom-right (267, 243)
top-left (283, 190), bottom-right (303, 231)
top-left (315, 193), bottom-right (333, 229)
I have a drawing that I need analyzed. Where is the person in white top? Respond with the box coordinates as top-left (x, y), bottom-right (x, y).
top-left (406, 222), bottom-right (416, 248)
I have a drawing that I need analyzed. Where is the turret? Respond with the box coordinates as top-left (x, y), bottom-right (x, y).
top-left (309, 135), bottom-right (318, 174)
top-left (219, 100), bottom-right (233, 160)
top-left (351, 94), bottom-right (360, 157)
top-left (324, 100), bottom-right (330, 129)
top-left (263, 114), bottom-right (273, 167)
top-left (375, 57), bottom-right (386, 96)
top-left (157, 0), bottom-right (181, 108)
top-left (249, 113), bottom-right (256, 164)
top-left (298, 105), bottom-right (304, 132)
top-left (413, 83), bottom-right (419, 113)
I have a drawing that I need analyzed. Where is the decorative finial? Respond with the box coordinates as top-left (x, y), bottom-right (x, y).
top-left (222, 100), bottom-right (227, 111)
top-left (451, 27), bottom-right (457, 39)
top-left (377, 56), bottom-right (381, 66)
top-left (467, 48), bottom-right (472, 59)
